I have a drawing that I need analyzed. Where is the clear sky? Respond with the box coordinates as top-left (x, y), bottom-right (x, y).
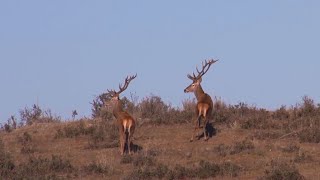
top-left (0, 1), bottom-right (319, 122)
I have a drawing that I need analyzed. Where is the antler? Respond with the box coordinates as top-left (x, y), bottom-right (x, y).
top-left (118, 74), bottom-right (137, 94)
top-left (107, 74), bottom-right (137, 97)
top-left (187, 59), bottom-right (218, 81)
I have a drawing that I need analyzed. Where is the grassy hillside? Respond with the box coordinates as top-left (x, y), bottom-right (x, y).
top-left (1, 96), bottom-right (320, 179)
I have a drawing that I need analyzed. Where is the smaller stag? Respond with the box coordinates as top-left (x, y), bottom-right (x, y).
top-left (184, 59), bottom-right (218, 142)
top-left (106, 74), bottom-right (137, 155)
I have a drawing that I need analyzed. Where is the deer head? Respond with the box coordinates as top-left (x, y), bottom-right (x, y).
top-left (184, 59), bottom-right (218, 93)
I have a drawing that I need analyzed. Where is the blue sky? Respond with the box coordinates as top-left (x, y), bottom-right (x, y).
top-left (0, 1), bottom-right (319, 121)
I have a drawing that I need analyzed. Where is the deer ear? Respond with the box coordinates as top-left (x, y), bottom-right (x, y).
top-left (198, 77), bottom-right (202, 83)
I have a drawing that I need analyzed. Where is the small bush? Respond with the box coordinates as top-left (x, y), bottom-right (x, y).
top-left (54, 120), bottom-right (94, 139)
top-left (20, 104), bottom-right (60, 125)
top-left (13, 155), bottom-right (73, 179)
top-left (294, 151), bottom-right (313, 163)
top-left (195, 160), bottom-right (221, 179)
top-left (220, 162), bottom-right (242, 177)
top-left (280, 143), bottom-right (300, 153)
top-left (18, 132), bottom-right (32, 144)
top-left (127, 158), bottom-right (241, 180)
top-left (87, 121), bottom-right (119, 149)
top-left (91, 93), bottom-right (135, 120)
top-left (133, 153), bottom-right (156, 167)
top-left (83, 162), bottom-right (109, 174)
top-left (214, 139), bottom-right (255, 157)
top-left (180, 98), bottom-right (197, 123)
top-left (214, 144), bottom-right (231, 157)
top-left (252, 131), bottom-right (282, 140)
top-left (121, 155), bottom-right (133, 164)
top-left (91, 92), bottom-right (111, 119)
top-left (1, 116), bottom-right (17, 133)
top-left (167, 164), bottom-right (193, 179)
top-left (273, 106), bottom-right (290, 120)
top-left (17, 132), bottom-right (37, 154)
top-left (261, 160), bottom-right (304, 180)
top-left (0, 139), bottom-right (15, 177)
top-left (230, 139), bottom-right (255, 155)
top-left (298, 127), bottom-right (320, 143)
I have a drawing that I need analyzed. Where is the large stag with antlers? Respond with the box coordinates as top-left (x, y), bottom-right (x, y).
top-left (184, 59), bottom-right (218, 142)
top-left (106, 74), bottom-right (137, 155)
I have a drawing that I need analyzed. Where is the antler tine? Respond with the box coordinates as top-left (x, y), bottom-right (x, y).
top-left (106, 89), bottom-right (117, 97)
top-left (187, 72), bottom-right (197, 81)
top-left (195, 59), bottom-right (218, 80)
top-left (118, 74), bottom-right (137, 94)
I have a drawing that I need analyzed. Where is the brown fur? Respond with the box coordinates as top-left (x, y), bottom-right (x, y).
top-left (106, 75), bottom-right (137, 155)
top-left (184, 59), bottom-right (217, 142)
top-left (112, 104), bottom-right (135, 155)
top-left (185, 83), bottom-right (213, 142)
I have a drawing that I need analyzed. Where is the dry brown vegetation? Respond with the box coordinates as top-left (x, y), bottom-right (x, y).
top-left (1, 95), bottom-right (320, 179)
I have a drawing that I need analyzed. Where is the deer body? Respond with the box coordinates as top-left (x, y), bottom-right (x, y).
top-left (184, 60), bottom-right (218, 142)
top-left (106, 75), bottom-right (137, 155)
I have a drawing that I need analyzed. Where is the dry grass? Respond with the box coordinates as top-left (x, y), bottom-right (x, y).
top-left (1, 96), bottom-right (320, 179)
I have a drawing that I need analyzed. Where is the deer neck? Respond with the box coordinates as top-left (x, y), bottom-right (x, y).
top-left (194, 85), bottom-right (205, 101)
top-left (112, 100), bottom-right (124, 119)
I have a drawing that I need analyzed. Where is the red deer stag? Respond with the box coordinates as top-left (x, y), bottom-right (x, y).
top-left (106, 74), bottom-right (137, 155)
top-left (184, 59), bottom-right (218, 142)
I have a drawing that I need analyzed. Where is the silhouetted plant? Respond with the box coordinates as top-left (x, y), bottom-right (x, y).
top-left (19, 104), bottom-right (60, 125)
top-left (138, 95), bottom-right (169, 122)
top-left (72, 110), bottom-right (78, 120)
top-left (91, 93), bottom-right (113, 120)
top-left (1, 116), bottom-right (17, 133)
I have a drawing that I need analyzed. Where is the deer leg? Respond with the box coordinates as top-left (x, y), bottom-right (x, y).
top-left (190, 116), bottom-right (201, 142)
top-left (125, 127), bottom-right (132, 155)
top-left (203, 115), bottom-right (208, 141)
top-left (119, 127), bottom-right (125, 155)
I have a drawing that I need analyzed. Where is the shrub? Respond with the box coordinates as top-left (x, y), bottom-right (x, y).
top-left (137, 95), bottom-right (192, 124)
top-left (138, 95), bottom-right (169, 123)
top-left (1, 116), bottom-right (17, 133)
top-left (298, 127), bottom-right (320, 143)
top-left (0, 139), bottom-right (15, 177)
top-left (214, 144), bottom-right (231, 157)
top-left (20, 104), bottom-right (60, 125)
top-left (195, 160), bottom-right (221, 179)
top-left (294, 151), bottom-right (313, 163)
top-left (214, 139), bottom-right (255, 157)
top-left (273, 105), bottom-right (290, 120)
top-left (299, 96), bottom-right (317, 117)
top-left (252, 131), bottom-right (282, 140)
top-left (17, 132), bottom-right (37, 154)
top-left (240, 109), bottom-right (274, 129)
top-left (230, 139), bottom-right (255, 155)
top-left (83, 162), bottom-right (110, 174)
top-left (18, 132), bottom-right (32, 144)
top-left (126, 157), bottom-right (241, 180)
top-left (91, 92), bottom-right (112, 119)
top-left (87, 121), bottom-right (119, 149)
top-left (133, 153), bottom-right (156, 167)
top-left (120, 155), bottom-right (133, 164)
top-left (54, 120), bottom-right (94, 139)
top-left (260, 160), bottom-right (304, 180)
top-left (180, 98), bottom-right (196, 123)
top-left (220, 162), bottom-right (242, 177)
top-left (280, 143), bottom-right (300, 153)
top-left (12, 155), bottom-right (73, 179)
